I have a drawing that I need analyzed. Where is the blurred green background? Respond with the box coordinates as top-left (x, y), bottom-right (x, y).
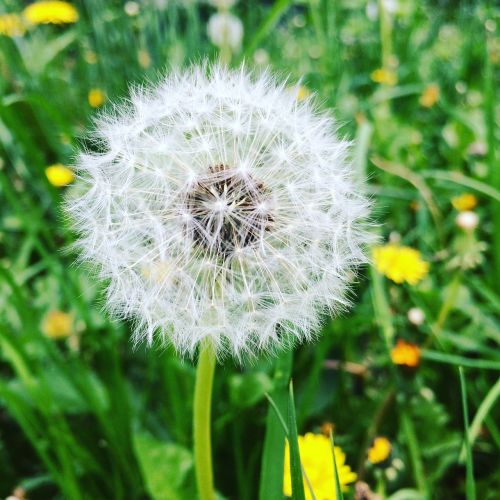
top-left (0, 0), bottom-right (499, 499)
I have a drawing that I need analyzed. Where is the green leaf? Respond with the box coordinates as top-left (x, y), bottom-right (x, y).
top-left (133, 433), bottom-right (195, 500)
top-left (459, 368), bottom-right (476, 500)
top-left (259, 350), bottom-right (292, 500)
top-left (460, 377), bottom-right (500, 462)
top-left (229, 371), bottom-right (273, 408)
top-left (421, 350), bottom-right (500, 371)
top-left (329, 432), bottom-right (343, 500)
top-left (287, 381), bottom-right (306, 500)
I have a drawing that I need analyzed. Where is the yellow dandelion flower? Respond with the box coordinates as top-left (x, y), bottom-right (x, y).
top-left (451, 193), bottom-right (477, 212)
top-left (419, 83), bottom-right (439, 108)
top-left (372, 244), bottom-right (429, 285)
top-left (88, 88), bottom-right (105, 108)
top-left (391, 339), bottom-right (421, 368)
top-left (23, 1), bottom-right (78, 26)
top-left (0, 14), bottom-right (26, 37)
top-left (370, 68), bottom-right (398, 86)
top-left (296, 85), bottom-right (311, 101)
top-left (42, 310), bottom-right (73, 339)
top-left (287, 85), bottom-right (311, 101)
top-left (45, 164), bottom-right (74, 187)
top-left (368, 437), bottom-right (392, 464)
top-left (284, 433), bottom-right (357, 499)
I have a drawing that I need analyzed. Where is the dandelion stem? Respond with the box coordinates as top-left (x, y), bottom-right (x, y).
top-left (194, 339), bottom-right (217, 500)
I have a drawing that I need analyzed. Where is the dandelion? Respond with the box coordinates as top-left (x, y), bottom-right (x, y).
top-left (65, 63), bottom-right (370, 358)
top-left (209, 0), bottom-right (237, 9)
top-left (451, 193), bottom-right (477, 212)
top-left (284, 433), bottom-right (357, 499)
top-left (373, 244), bottom-right (429, 285)
top-left (419, 83), bottom-right (439, 107)
top-left (207, 12), bottom-right (243, 53)
top-left (46, 163), bottom-right (74, 187)
top-left (455, 211), bottom-right (479, 231)
top-left (42, 310), bottom-right (73, 339)
top-left (288, 85), bottom-right (311, 101)
top-left (0, 14), bottom-right (26, 37)
top-left (368, 437), bottom-right (392, 464)
top-left (407, 307), bottom-right (425, 326)
top-left (66, 63), bottom-right (370, 500)
top-left (391, 339), bottom-right (421, 368)
top-left (124, 1), bottom-right (140, 16)
top-left (370, 68), bottom-right (397, 86)
top-left (88, 88), bottom-right (106, 108)
top-left (23, 1), bottom-right (78, 25)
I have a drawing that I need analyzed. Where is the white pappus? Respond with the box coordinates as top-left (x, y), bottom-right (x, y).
top-left (66, 63), bottom-right (371, 359)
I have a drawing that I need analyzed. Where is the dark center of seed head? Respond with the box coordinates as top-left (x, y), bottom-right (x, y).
top-left (185, 164), bottom-right (274, 258)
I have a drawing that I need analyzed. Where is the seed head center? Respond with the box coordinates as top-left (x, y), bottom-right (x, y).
top-left (184, 164), bottom-right (273, 258)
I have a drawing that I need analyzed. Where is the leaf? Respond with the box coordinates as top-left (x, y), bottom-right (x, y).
top-left (421, 350), bottom-right (500, 371)
top-left (287, 381), bottom-right (306, 500)
top-left (387, 489), bottom-right (426, 500)
top-left (133, 433), bottom-right (195, 500)
top-left (459, 368), bottom-right (476, 500)
top-left (259, 350), bottom-right (292, 500)
top-left (229, 371), bottom-right (273, 408)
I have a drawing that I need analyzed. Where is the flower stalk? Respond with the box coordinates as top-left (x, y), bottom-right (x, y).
top-left (194, 340), bottom-right (217, 500)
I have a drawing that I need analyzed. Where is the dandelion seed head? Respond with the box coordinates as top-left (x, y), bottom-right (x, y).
top-left (66, 63), bottom-right (371, 359)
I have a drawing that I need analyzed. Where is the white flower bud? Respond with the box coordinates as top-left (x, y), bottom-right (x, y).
top-left (455, 211), bottom-right (479, 231)
top-left (407, 307), bottom-right (425, 326)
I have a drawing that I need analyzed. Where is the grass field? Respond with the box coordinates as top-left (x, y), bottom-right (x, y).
top-left (0, 1), bottom-right (499, 499)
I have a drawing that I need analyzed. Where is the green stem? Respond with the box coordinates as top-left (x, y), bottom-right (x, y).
top-left (194, 340), bottom-right (217, 500)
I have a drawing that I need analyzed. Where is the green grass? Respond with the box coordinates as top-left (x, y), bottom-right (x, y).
top-left (1, 1), bottom-right (499, 499)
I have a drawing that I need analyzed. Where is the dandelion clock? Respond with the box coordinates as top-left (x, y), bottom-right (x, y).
top-left (66, 63), bottom-right (370, 500)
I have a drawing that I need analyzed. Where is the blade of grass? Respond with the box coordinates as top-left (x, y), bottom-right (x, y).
top-left (420, 170), bottom-right (500, 203)
top-left (459, 367), bottom-right (476, 500)
top-left (421, 350), bottom-right (500, 371)
top-left (259, 350), bottom-right (292, 500)
top-left (400, 410), bottom-right (428, 498)
top-left (328, 431), bottom-right (344, 500)
top-left (287, 381), bottom-right (306, 500)
top-left (459, 376), bottom-right (500, 462)
top-left (241, 0), bottom-right (293, 59)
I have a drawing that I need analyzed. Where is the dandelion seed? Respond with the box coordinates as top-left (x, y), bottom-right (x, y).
top-left (23, 1), bottom-right (78, 25)
top-left (284, 433), bottom-right (357, 499)
top-left (42, 310), bottom-right (73, 339)
top-left (46, 164), bottom-right (74, 187)
top-left (373, 244), bottom-right (429, 285)
top-left (88, 88), bottom-right (106, 108)
top-left (390, 339), bottom-right (421, 368)
top-left (368, 437), bottom-right (392, 464)
top-left (0, 14), bottom-right (26, 37)
top-left (65, 63), bottom-right (370, 358)
top-left (451, 193), bottom-right (477, 211)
